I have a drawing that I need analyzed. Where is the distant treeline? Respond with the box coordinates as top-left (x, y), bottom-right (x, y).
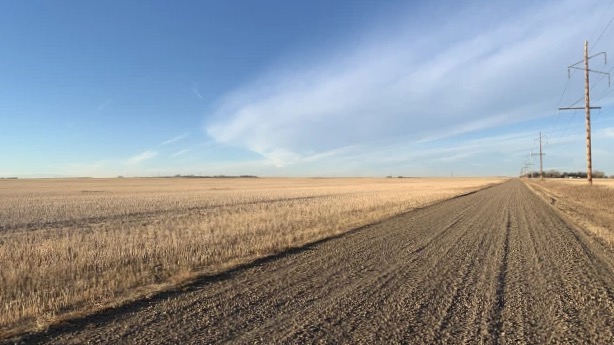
top-left (523, 170), bottom-right (611, 179)
top-left (166, 174), bottom-right (258, 179)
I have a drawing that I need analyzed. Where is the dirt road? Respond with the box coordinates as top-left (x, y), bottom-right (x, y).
top-left (14, 180), bottom-right (614, 344)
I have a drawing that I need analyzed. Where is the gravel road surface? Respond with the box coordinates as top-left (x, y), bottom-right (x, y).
top-left (14, 180), bottom-right (614, 344)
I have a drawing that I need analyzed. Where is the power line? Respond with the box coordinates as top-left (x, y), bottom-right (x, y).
top-left (587, 2), bottom-right (614, 102)
top-left (563, 110), bottom-right (604, 149)
top-left (549, 77), bottom-right (573, 139)
top-left (594, 64), bottom-right (614, 102)
top-left (549, 64), bottom-right (606, 144)
top-left (587, 64), bottom-right (614, 101)
top-left (590, 0), bottom-right (614, 52)
top-left (552, 95), bottom-right (583, 145)
top-left (557, 104), bottom-right (605, 147)
top-left (553, 110), bottom-right (579, 145)
top-left (548, 30), bottom-right (609, 143)
top-left (552, 62), bottom-right (610, 145)
top-left (549, 1), bottom-right (613, 148)
top-left (566, 119), bottom-right (589, 146)
top-left (597, 83), bottom-right (614, 100)
top-left (593, 14), bottom-right (614, 51)
top-left (540, 3), bottom-right (613, 177)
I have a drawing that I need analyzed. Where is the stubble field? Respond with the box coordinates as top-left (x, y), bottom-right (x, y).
top-left (542, 178), bottom-right (614, 188)
top-left (0, 177), bottom-right (503, 338)
top-left (525, 178), bottom-right (614, 245)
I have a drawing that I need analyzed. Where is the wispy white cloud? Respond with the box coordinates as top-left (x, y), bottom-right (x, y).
top-left (205, 0), bottom-right (605, 172)
top-left (96, 99), bottom-right (113, 112)
top-left (192, 86), bottom-right (203, 99)
top-left (159, 134), bottom-right (189, 147)
top-left (597, 127), bottom-right (614, 138)
top-left (128, 150), bottom-right (158, 164)
top-left (171, 149), bottom-right (190, 157)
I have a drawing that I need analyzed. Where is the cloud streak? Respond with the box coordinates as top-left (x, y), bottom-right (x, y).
top-left (192, 87), bottom-right (203, 99)
top-left (128, 150), bottom-right (158, 164)
top-left (159, 134), bottom-right (189, 147)
top-left (96, 99), bottom-right (113, 112)
top-left (171, 149), bottom-right (190, 157)
top-left (205, 0), bottom-right (606, 170)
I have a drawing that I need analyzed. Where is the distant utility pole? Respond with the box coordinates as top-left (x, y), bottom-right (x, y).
top-left (559, 40), bottom-right (609, 185)
top-left (523, 161), bottom-right (532, 178)
top-left (532, 132), bottom-right (546, 180)
top-left (527, 150), bottom-right (535, 178)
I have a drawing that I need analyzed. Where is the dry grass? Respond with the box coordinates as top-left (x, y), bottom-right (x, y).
top-left (0, 177), bottom-right (503, 338)
top-left (524, 179), bottom-right (614, 245)
top-left (542, 178), bottom-right (614, 188)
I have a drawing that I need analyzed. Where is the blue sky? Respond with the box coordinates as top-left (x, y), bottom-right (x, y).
top-left (1, 0), bottom-right (614, 177)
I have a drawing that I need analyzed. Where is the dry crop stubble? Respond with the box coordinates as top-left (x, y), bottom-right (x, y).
top-left (0, 177), bottom-right (504, 338)
top-left (524, 179), bottom-right (614, 245)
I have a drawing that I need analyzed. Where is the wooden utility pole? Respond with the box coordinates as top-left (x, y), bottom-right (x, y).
top-left (584, 41), bottom-right (593, 185)
top-left (559, 40), bottom-right (609, 186)
top-left (540, 134), bottom-right (544, 180)
top-left (532, 132), bottom-right (546, 180)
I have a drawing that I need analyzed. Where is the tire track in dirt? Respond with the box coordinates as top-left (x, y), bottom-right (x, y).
top-left (10, 179), bottom-right (614, 344)
top-left (489, 209), bottom-right (510, 345)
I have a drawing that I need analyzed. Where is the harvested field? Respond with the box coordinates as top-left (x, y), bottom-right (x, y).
top-left (540, 178), bottom-right (614, 188)
top-left (12, 179), bottom-right (614, 344)
top-left (524, 179), bottom-right (614, 245)
top-left (0, 177), bottom-right (502, 338)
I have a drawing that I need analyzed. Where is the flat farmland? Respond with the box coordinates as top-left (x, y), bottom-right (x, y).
top-left (543, 178), bottom-right (614, 188)
top-left (9, 179), bottom-right (614, 344)
top-left (0, 177), bottom-right (503, 338)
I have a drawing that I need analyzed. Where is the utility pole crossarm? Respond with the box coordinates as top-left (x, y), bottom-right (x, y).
top-left (559, 107), bottom-right (601, 110)
top-left (567, 51), bottom-right (607, 71)
top-left (569, 67), bottom-right (610, 75)
top-left (568, 66), bottom-right (611, 86)
top-left (568, 52), bottom-right (607, 65)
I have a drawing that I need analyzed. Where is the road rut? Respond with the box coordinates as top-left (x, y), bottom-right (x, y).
top-left (15, 180), bottom-right (614, 344)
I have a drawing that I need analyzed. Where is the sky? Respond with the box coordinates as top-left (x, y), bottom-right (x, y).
top-left (1, 0), bottom-right (614, 178)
